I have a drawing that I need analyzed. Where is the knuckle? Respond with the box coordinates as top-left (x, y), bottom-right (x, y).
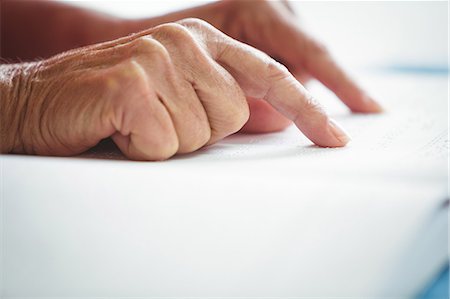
top-left (296, 94), bottom-right (328, 125)
top-left (104, 62), bottom-right (159, 131)
top-left (129, 36), bottom-right (156, 51)
top-left (263, 59), bottom-right (292, 99)
top-left (127, 37), bottom-right (176, 79)
top-left (303, 94), bottom-right (325, 114)
top-left (152, 21), bottom-right (213, 79)
top-left (267, 59), bottom-right (290, 82)
top-left (152, 22), bottom-right (195, 44)
top-left (109, 60), bottom-right (148, 99)
top-left (176, 18), bottom-right (211, 30)
top-left (129, 36), bottom-right (171, 62)
top-left (151, 23), bottom-right (206, 63)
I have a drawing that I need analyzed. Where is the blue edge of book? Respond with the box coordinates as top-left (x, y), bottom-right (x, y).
top-left (372, 63), bottom-right (449, 299)
top-left (419, 266), bottom-right (449, 299)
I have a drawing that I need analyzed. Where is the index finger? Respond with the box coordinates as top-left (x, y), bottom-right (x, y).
top-left (212, 31), bottom-right (351, 147)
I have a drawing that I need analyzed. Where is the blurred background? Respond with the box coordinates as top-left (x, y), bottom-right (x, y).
top-left (65, 0), bottom-right (448, 72)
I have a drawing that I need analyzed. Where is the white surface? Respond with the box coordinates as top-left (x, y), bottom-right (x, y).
top-left (1, 1), bottom-right (449, 298)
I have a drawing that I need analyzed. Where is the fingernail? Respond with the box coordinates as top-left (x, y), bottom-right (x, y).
top-left (328, 118), bottom-right (351, 144)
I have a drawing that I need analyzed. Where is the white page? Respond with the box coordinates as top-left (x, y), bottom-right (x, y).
top-left (2, 72), bottom-right (447, 297)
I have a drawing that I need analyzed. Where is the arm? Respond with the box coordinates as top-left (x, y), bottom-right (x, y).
top-left (0, 0), bottom-right (228, 62)
top-left (1, 0), bottom-right (126, 61)
top-left (0, 63), bottom-right (29, 153)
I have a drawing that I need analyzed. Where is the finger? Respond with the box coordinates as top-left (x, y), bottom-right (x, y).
top-left (192, 21), bottom-right (351, 147)
top-left (221, 43), bottom-right (350, 146)
top-left (157, 79), bottom-right (212, 154)
top-left (194, 63), bottom-right (250, 144)
top-left (151, 23), bottom-right (249, 144)
top-left (302, 38), bottom-right (383, 113)
top-left (129, 36), bottom-right (212, 154)
top-left (109, 61), bottom-right (179, 161)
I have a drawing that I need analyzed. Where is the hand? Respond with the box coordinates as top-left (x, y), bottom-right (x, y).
top-left (129, 0), bottom-right (382, 133)
top-left (2, 19), bottom-right (350, 160)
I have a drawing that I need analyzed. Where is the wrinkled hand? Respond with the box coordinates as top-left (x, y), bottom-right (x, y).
top-left (4, 19), bottom-right (351, 160)
top-left (191, 0), bottom-right (383, 132)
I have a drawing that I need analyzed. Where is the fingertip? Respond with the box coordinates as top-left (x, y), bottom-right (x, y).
top-left (349, 95), bottom-right (384, 114)
top-left (293, 115), bottom-right (351, 148)
top-left (367, 96), bottom-right (385, 113)
top-left (328, 118), bottom-right (351, 146)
